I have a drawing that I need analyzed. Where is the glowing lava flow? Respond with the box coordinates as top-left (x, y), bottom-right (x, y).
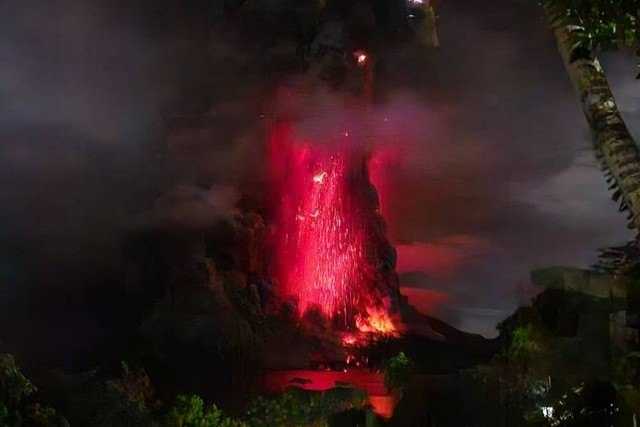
top-left (355, 307), bottom-right (396, 335)
top-left (270, 128), bottom-right (368, 319)
top-left (293, 153), bottom-right (367, 318)
top-left (268, 122), bottom-right (397, 331)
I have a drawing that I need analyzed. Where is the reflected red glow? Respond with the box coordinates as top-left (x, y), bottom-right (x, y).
top-left (395, 236), bottom-right (490, 280)
top-left (400, 287), bottom-right (448, 314)
top-left (368, 395), bottom-right (397, 419)
top-left (368, 145), bottom-right (402, 240)
top-left (268, 122), bottom-right (396, 329)
top-left (342, 333), bottom-right (358, 346)
top-left (263, 369), bottom-right (397, 418)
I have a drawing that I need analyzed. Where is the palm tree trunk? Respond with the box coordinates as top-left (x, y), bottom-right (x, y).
top-left (543, 3), bottom-right (640, 232)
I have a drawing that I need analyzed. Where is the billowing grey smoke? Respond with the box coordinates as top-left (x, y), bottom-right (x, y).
top-left (0, 0), bottom-right (259, 361)
top-left (1, 0), bottom-right (637, 359)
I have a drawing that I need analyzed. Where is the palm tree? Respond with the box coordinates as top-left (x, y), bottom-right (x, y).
top-left (541, 0), bottom-right (640, 231)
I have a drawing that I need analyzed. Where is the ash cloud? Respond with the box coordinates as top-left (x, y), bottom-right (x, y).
top-left (0, 0), bottom-right (262, 276)
top-left (138, 184), bottom-right (240, 231)
top-left (2, 0), bottom-right (638, 354)
top-left (0, 0), bottom-right (264, 359)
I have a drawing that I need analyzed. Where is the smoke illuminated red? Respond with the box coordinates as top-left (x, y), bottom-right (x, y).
top-left (268, 121), bottom-right (397, 329)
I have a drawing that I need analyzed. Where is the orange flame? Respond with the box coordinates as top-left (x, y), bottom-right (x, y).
top-left (355, 307), bottom-right (397, 335)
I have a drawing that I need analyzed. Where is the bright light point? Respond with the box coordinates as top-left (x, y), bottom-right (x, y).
top-left (343, 130), bottom-right (350, 137)
top-left (353, 51), bottom-right (367, 66)
top-left (313, 171), bottom-right (327, 184)
top-left (342, 334), bottom-right (357, 346)
top-left (409, 0), bottom-right (424, 4)
top-left (541, 407), bottom-right (554, 419)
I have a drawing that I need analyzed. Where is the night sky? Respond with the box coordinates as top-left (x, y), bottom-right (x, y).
top-left (1, 0), bottom-right (638, 354)
top-left (379, 0), bottom-right (637, 336)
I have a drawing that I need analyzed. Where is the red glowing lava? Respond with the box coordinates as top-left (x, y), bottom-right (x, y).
top-left (342, 308), bottom-right (398, 347)
top-left (355, 307), bottom-right (397, 335)
top-left (268, 121), bottom-right (398, 329)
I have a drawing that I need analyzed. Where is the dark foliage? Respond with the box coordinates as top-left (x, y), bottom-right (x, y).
top-left (543, 0), bottom-right (640, 74)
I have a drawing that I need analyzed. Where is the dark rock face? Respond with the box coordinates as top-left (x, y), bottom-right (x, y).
top-left (344, 158), bottom-right (402, 318)
top-left (498, 266), bottom-right (638, 382)
top-left (123, 214), bottom-right (270, 399)
top-left (360, 163), bottom-right (402, 313)
top-left (531, 266), bottom-right (627, 301)
top-left (136, 214), bottom-right (264, 304)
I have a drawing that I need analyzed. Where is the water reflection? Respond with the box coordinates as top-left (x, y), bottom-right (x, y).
top-left (263, 369), bottom-right (398, 418)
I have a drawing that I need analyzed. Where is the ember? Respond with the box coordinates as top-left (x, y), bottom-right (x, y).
top-left (342, 333), bottom-right (358, 347)
top-left (354, 51), bottom-right (368, 66)
top-left (268, 122), bottom-right (398, 332)
top-left (312, 171), bottom-right (327, 184)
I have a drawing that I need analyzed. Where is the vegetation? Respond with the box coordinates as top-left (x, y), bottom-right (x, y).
top-left (0, 353), bottom-right (68, 427)
top-left (543, 0), bottom-right (639, 69)
top-left (244, 387), bottom-right (368, 427)
top-left (108, 362), bottom-right (157, 412)
top-left (472, 322), bottom-right (555, 425)
top-left (506, 325), bottom-right (547, 369)
top-left (165, 387), bottom-right (370, 427)
top-left (68, 361), bottom-right (157, 427)
top-left (499, 324), bottom-right (550, 392)
top-left (613, 351), bottom-right (640, 420)
top-left (165, 395), bottom-right (246, 427)
top-left (477, 306), bottom-right (639, 426)
top-left (383, 352), bottom-right (414, 392)
top-left (540, 0), bottom-right (640, 234)
top-left (0, 351), bottom-right (376, 427)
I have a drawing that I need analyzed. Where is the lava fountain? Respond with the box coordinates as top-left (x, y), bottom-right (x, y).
top-left (268, 120), bottom-right (399, 333)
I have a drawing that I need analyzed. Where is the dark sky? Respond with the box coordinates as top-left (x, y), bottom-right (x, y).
top-left (372, 0), bottom-right (638, 336)
top-left (1, 0), bottom-right (638, 352)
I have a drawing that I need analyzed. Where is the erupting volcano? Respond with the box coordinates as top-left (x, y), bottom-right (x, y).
top-left (268, 121), bottom-right (400, 332)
